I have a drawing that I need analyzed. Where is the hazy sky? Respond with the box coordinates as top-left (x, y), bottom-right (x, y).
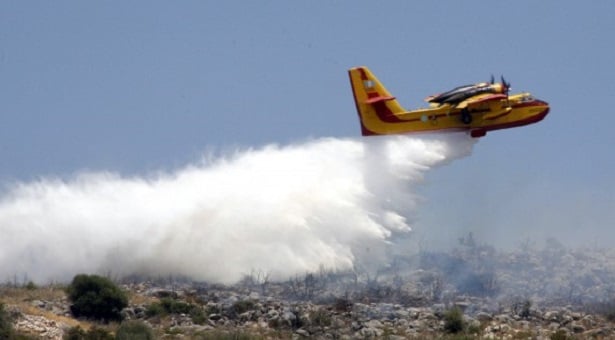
top-left (2, 2), bottom-right (614, 248)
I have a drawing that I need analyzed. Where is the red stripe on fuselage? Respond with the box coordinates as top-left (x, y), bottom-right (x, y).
top-left (371, 102), bottom-right (409, 123)
top-left (511, 99), bottom-right (549, 109)
top-left (484, 106), bottom-right (549, 132)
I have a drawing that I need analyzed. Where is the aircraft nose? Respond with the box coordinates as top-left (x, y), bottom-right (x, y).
top-left (535, 100), bottom-right (550, 119)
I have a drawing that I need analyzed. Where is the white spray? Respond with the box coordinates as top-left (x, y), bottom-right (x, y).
top-left (0, 134), bottom-right (474, 284)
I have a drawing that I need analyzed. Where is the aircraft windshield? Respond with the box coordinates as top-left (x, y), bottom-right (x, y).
top-left (520, 94), bottom-right (535, 102)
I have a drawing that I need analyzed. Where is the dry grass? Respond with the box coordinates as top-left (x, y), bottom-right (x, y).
top-left (0, 283), bottom-right (157, 335)
top-left (0, 285), bottom-right (95, 330)
top-left (0, 285), bottom-right (65, 304)
top-left (16, 304), bottom-right (91, 329)
top-left (127, 291), bottom-right (158, 306)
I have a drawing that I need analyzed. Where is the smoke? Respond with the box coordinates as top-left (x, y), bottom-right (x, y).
top-left (0, 134), bottom-right (475, 284)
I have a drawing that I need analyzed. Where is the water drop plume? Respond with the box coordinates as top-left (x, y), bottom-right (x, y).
top-left (0, 133), bottom-right (474, 283)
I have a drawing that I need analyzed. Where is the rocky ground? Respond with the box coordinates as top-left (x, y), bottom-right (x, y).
top-left (4, 235), bottom-right (615, 339)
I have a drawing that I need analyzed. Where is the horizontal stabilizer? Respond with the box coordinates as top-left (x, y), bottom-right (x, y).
top-left (365, 95), bottom-right (396, 104)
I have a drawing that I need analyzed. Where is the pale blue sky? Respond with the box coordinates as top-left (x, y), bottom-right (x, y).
top-left (1, 2), bottom-right (614, 247)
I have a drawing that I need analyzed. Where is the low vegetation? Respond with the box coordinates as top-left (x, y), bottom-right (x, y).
top-left (145, 297), bottom-right (206, 324)
top-left (230, 299), bottom-right (256, 316)
top-left (4, 236), bottom-right (615, 339)
top-left (309, 308), bottom-right (332, 328)
top-left (0, 302), bottom-right (40, 340)
top-left (0, 303), bottom-right (14, 339)
top-left (443, 307), bottom-right (465, 334)
top-left (115, 320), bottom-right (155, 340)
top-left (63, 325), bottom-right (113, 340)
top-left (192, 330), bottom-right (266, 340)
top-left (66, 274), bottom-right (128, 322)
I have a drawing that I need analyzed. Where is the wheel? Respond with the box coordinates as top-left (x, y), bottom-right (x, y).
top-left (461, 109), bottom-right (472, 124)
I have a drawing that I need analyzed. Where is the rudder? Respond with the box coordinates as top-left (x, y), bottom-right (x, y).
top-left (348, 66), bottom-right (406, 136)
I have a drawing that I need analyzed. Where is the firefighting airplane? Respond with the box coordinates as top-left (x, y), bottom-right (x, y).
top-left (348, 66), bottom-right (549, 137)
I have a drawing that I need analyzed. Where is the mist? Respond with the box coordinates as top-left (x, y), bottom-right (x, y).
top-left (0, 134), bottom-right (475, 284)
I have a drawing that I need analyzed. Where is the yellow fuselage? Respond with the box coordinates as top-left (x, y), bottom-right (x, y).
top-left (362, 94), bottom-right (549, 137)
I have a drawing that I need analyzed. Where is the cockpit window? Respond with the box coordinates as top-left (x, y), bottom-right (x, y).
top-left (520, 95), bottom-right (535, 102)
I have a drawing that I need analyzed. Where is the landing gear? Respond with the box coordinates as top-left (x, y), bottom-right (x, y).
top-left (461, 109), bottom-right (472, 124)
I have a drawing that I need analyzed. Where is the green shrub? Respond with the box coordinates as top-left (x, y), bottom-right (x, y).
top-left (193, 330), bottom-right (264, 340)
top-left (144, 303), bottom-right (165, 318)
top-left (190, 307), bottom-right (207, 325)
top-left (63, 326), bottom-right (113, 340)
top-left (0, 303), bottom-right (14, 340)
top-left (145, 297), bottom-right (205, 324)
top-left (511, 298), bottom-right (532, 319)
top-left (441, 335), bottom-right (478, 340)
top-left (85, 326), bottom-right (113, 340)
top-left (333, 297), bottom-right (353, 313)
top-left (231, 300), bottom-right (255, 315)
top-left (63, 326), bottom-right (86, 340)
top-left (267, 317), bottom-right (282, 329)
top-left (206, 304), bottom-right (221, 315)
top-left (66, 274), bottom-right (128, 322)
top-left (115, 320), bottom-right (155, 340)
top-left (146, 297), bottom-right (194, 316)
top-left (443, 307), bottom-right (465, 333)
top-left (160, 298), bottom-right (192, 314)
top-left (309, 309), bottom-right (331, 327)
top-left (550, 329), bottom-right (570, 340)
top-left (0, 303), bottom-right (40, 340)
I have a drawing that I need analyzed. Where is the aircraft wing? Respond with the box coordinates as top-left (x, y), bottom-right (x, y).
top-left (456, 93), bottom-right (507, 109)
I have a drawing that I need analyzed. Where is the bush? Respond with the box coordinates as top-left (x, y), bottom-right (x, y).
top-left (146, 297), bottom-right (192, 317)
top-left (144, 303), bottom-right (165, 318)
top-left (194, 330), bottom-right (265, 340)
top-left (333, 297), bottom-right (353, 313)
top-left (145, 297), bottom-right (205, 324)
top-left (190, 307), bottom-right (207, 325)
top-left (66, 274), bottom-right (128, 322)
top-left (115, 320), bottom-right (155, 340)
top-left (231, 300), bottom-right (255, 316)
top-left (0, 303), bottom-right (40, 340)
top-left (63, 326), bottom-right (113, 340)
top-left (310, 309), bottom-right (331, 327)
top-left (512, 298), bottom-right (532, 319)
top-left (550, 329), bottom-right (570, 340)
top-left (63, 326), bottom-right (85, 340)
top-left (443, 307), bottom-right (465, 333)
top-left (161, 298), bottom-right (193, 314)
top-left (0, 303), bottom-right (14, 340)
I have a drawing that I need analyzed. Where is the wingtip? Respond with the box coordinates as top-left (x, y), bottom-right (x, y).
top-left (349, 66), bottom-right (368, 72)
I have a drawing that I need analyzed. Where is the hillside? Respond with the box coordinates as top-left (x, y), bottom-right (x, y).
top-left (3, 237), bottom-right (615, 339)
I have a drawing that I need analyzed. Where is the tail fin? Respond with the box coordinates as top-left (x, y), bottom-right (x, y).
top-left (348, 66), bottom-right (407, 136)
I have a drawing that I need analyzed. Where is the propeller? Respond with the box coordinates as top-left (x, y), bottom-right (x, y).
top-left (500, 75), bottom-right (511, 96)
top-left (490, 74), bottom-right (495, 84)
